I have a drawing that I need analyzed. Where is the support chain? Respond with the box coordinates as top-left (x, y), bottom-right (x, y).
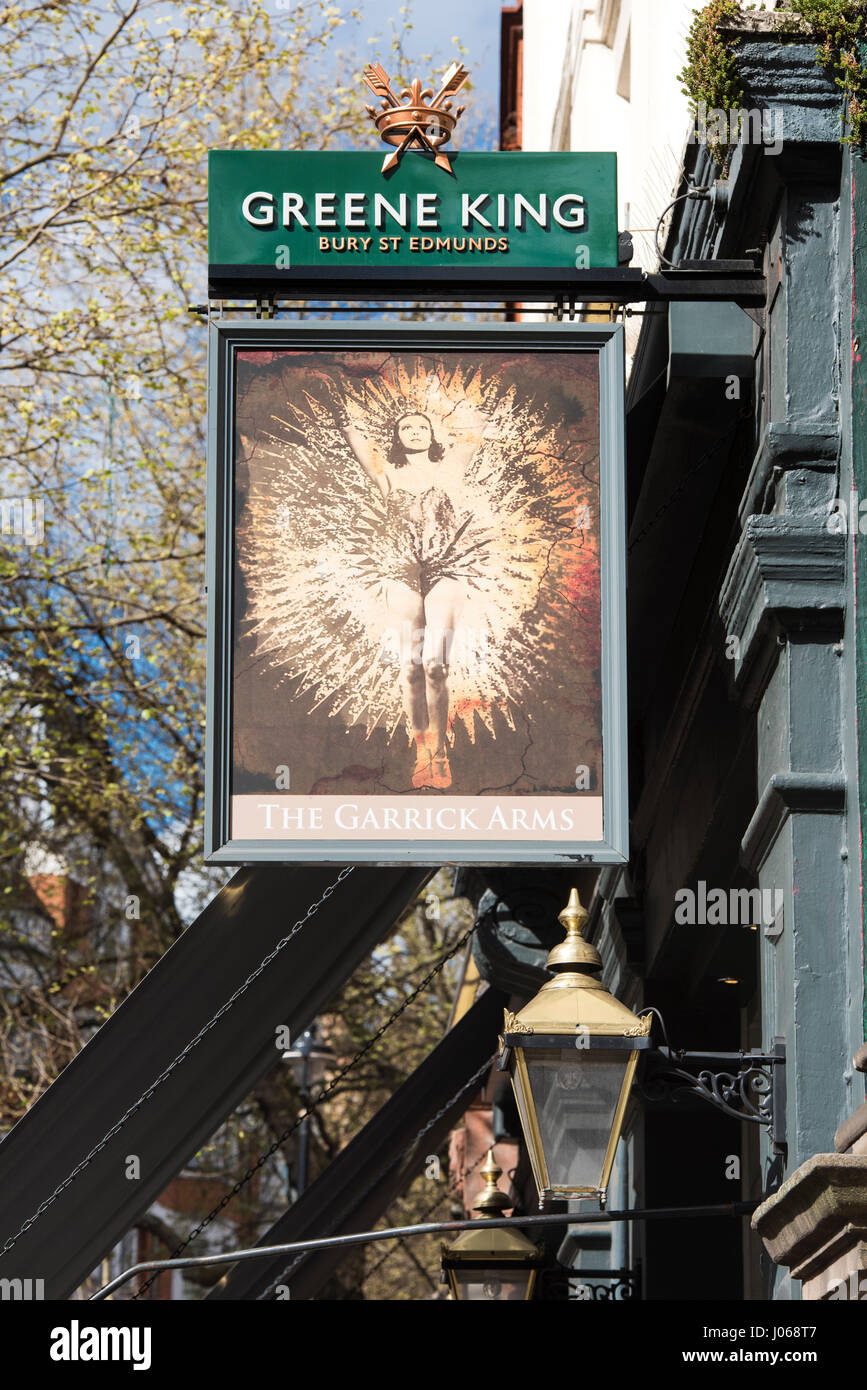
top-left (256, 1050), bottom-right (496, 1300)
top-left (131, 916), bottom-right (477, 1299)
top-left (1, 866), bottom-right (355, 1259)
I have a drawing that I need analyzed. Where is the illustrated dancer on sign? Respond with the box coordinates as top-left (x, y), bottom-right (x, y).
top-left (338, 400), bottom-right (491, 790)
top-left (236, 356), bottom-right (598, 803)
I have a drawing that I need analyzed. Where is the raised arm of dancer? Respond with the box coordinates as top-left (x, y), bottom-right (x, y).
top-left (443, 400), bottom-right (495, 472)
top-left (340, 409), bottom-right (390, 502)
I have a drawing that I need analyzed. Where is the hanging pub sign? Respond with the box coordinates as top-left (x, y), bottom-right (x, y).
top-left (204, 321), bottom-right (627, 866)
top-left (208, 64), bottom-right (618, 299)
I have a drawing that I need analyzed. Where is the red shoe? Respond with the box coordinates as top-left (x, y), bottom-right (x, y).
top-left (412, 748), bottom-right (433, 789)
top-left (429, 747), bottom-right (452, 789)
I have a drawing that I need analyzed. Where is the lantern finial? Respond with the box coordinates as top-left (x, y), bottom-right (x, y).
top-left (473, 1150), bottom-right (511, 1218)
top-left (546, 886), bottom-right (602, 973)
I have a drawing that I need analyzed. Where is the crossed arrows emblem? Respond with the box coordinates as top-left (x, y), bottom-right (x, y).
top-left (363, 61), bottom-right (469, 175)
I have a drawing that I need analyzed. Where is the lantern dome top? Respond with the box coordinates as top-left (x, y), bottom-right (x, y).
top-left (505, 888), bottom-right (652, 1038)
top-left (443, 1150), bottom-right (543, 1262)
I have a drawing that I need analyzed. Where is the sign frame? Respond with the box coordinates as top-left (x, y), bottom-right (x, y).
top-left (205, 319), bottom-right (627, 866)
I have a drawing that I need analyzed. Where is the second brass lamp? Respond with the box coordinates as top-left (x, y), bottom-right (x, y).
top-left (441, 1150), bottom-right (543, 1300)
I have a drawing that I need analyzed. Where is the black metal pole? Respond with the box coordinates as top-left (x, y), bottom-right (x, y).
top-left (91, 1201), bottom-right (758, 1300)
top-left (297, 1054), bottom-right (310, 1197)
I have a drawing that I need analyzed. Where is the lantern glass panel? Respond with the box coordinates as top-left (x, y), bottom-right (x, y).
top-left (303, 1048), bottom-right (332, 1089)
top-left (453, 1270), bottom-right (533, 1301)
top-left (524, 1047), bottom-right (630, 1191)
top-left (284, 1031), bottom-right (333, 1089)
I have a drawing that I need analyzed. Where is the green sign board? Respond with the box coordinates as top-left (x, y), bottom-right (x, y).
top-left (208, 151), bottom-right (618, 297)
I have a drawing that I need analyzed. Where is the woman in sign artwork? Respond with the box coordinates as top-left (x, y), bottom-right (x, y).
top-left (337, 396), bottom-right (493, 790)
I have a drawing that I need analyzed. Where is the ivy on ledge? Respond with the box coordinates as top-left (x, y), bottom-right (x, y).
top-left (679, 1), bottom-right (867, 166)
top-left (795, 0), bottom-right (867, 144)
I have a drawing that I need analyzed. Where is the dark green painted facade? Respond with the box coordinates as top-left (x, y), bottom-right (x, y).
top-left (851, 137), bottom-right (867, 1037)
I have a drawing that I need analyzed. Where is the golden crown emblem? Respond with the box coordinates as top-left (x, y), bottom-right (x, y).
top-left (362, 61), bottom-right (469, 175)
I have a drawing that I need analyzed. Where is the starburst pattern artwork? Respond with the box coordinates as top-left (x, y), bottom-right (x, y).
top-left (232, 349), bottom-right (602, 798)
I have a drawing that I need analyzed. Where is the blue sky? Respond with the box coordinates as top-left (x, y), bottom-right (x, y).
top-left (371, 0), bottom-right (504, 111)
top-left (303, 0), bottom-right (504, 147)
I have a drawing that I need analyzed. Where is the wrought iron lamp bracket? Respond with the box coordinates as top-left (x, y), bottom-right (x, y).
top-left (639, 1037), bottom-right (786, 1155)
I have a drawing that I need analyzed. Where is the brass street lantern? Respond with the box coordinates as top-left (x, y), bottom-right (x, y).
top-left (441, 1151), bottom-right (544, 1301)
top-left (498, 889), bottom-right (652, 1207)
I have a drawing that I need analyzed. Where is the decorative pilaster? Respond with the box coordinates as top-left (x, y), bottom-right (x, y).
top-left (712, 19), bottom-right (855, 1301)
